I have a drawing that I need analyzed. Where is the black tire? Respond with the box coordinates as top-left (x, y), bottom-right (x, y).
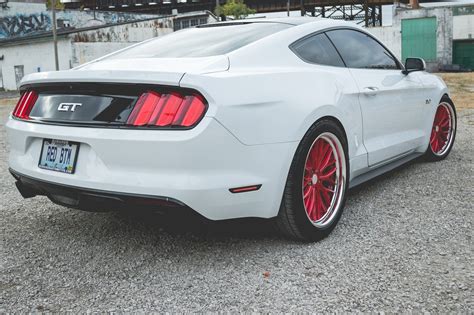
top-left (275, 119), bottom-right (349, 242)
top-left (424, 96), bottom-right (457, 162)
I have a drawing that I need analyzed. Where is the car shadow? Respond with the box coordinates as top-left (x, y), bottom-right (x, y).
top-left (111, 206), bottom-right (280, 241)
top-left (107, 157), bottom-right (424, 241)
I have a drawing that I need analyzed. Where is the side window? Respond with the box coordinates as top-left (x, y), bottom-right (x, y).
top-left (291, 33), bottom-right (345, 67)
top-left (326, 29), bottom-right (400, 70)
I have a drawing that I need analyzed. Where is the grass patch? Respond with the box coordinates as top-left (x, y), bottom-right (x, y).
top-left (0, 98), bottom-right (18, 106)
top-left (438, 72), bottom-right (473, 110)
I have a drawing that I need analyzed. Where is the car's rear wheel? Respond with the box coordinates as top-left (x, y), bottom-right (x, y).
top-left (275, 119), bottom-right (349, 241)
top-left (425, 96), bottom-right (456, 161)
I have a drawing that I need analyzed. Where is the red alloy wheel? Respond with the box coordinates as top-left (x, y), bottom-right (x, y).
top-left (430, 103), bottom-right (453, 155)
top-left (302, 134), bottom-right (344, 225)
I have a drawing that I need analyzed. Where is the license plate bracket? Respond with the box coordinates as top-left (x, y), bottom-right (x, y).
top-left (38, 139), bottom-right (80, 174)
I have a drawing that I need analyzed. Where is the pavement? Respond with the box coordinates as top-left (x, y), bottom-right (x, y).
top-left (1, 102), bottom-right (473, 312)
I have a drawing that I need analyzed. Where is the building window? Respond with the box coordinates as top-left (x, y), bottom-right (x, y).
top-left (14, 65), bottom-right (24, 88)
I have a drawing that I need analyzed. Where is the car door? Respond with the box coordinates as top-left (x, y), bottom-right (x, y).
top-left (326, 29), bottom-right (427, 167)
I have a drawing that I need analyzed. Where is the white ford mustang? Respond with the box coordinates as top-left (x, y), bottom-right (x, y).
top-left (6, 18), bottom-right (456, 241)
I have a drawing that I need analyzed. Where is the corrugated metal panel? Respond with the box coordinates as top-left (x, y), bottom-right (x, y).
top-left (453, 40), bottom-right (474, 70)
top-left (401, 17), bottom-right (437, 62)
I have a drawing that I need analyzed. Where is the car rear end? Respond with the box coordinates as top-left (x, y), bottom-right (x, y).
top-left (6, 21), bottom-right (301, 220)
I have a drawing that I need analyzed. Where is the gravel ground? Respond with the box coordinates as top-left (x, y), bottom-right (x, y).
top-left (1, 103), bottom-right (473, 312)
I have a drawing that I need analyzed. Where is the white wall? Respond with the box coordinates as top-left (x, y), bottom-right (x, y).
top-left (71, 42), bottom-right (134, 66)
top-left (0, 1), bottom-right (161, 40)
top-left (453, 15), bottom-right (474, 40)
top-left (368, 26), bottom-right (402, 59)
top-left (0, 16), bottom-right (174, 90)
top-left (0, 38), bottom-right (72, 90)
top-left (70, 18), bottom-right (174, 67)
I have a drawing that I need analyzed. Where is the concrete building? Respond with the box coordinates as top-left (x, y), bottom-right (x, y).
top-left (369, 3), bottom-right (474, 71)
top-left (0, 1), bottom-right (214, 90)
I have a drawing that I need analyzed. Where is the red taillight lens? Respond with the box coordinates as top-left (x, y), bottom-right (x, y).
top-left (12, 90), bottom-right (38, 120)
top-left (127, 90), bottom-right (207, 128)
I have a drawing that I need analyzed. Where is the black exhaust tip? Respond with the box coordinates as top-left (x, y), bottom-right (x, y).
top-left (15, 181), bottom-right (39, 199)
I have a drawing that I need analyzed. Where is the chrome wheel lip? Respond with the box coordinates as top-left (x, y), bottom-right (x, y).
top-left (302, 132), bottom-right (346, 228)
top-left (431, 102), bottom-right (456, 157)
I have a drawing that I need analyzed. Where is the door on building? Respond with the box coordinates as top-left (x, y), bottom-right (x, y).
top-left (14, 65), bottom-right (24, 88)
top-left (401, 17), bottom-right (437, 63)
top-left (453, 40), bottom-right (474, 70)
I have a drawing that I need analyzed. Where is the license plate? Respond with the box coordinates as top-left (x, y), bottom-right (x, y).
top-left (38, 139), bottom-right (80, 174)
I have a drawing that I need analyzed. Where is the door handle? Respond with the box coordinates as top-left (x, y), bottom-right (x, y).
top-left (363, 87), bottom-right (379, 96)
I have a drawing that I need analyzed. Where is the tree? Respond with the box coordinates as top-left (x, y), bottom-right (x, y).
top-left (221, 0), bottom-right (256, 20)
top-left (46, 0), bottom-right (65, 10)
top-left (214, 3), bottom-right (222, 18)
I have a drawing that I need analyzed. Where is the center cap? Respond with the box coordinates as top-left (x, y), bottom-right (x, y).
top-left (312, 174), bottom-right (318, 185)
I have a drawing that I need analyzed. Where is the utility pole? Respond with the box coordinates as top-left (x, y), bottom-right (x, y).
top-left (52, 0), bottom-right (59, 71)
top-left (409, 0), bottom-right (420, 9)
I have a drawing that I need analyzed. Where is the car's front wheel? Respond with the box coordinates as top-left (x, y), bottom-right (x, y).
top-left (425, 96), bottom-right (457, 161)
top-left (275, 119), bottom-right (349, 241)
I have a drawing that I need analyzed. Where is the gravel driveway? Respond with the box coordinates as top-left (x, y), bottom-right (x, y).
top-left (1, 103), bottom-right (473, 312)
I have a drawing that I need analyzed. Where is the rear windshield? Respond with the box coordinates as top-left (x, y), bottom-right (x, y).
top-left (109, 22), bottom-right (292, 59)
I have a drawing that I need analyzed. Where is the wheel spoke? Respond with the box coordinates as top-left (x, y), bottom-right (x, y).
top-left (439, 119), bottom-right (449, 127)
top-left (312, 188), bottom-right (318, 221)
top-left (318, 144), bottom-right (333, 170)
top-left (304, 186), bottom-right (312, 199)
top-left (304, 189), bottom-right (312, 211)
top-left (310, 141), bottom-right (321, 167)
top-left (320, 166), bottom-right (336, 179)
top-left (321, 185), bottom-right (335, 193)
top-left (320, 189), bottom-right (330, 211)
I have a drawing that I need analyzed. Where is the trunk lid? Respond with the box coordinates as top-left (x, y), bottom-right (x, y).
top-left (20, 56), bottom-right (229, 88)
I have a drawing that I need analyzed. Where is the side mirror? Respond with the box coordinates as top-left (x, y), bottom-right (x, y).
top-left (402, 58), bottom-right (426, 75)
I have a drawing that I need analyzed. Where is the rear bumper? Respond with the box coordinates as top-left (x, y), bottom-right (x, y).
top-left (11, 168), bottom-right (186, 212)
top-left (6, 116), bottom-right (298, 220)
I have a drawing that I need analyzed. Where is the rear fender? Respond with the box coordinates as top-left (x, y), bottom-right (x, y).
top-left (181, 68), bottom-right (365, 161)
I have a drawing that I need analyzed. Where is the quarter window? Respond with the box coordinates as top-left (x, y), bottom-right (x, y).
top-left (326, 29), bottom-right (400, 70)
top-left (292, 33), bottom-right (345, 67)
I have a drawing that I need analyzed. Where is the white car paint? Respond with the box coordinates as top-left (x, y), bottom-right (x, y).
top-left (6, 18), bottom-right (449, 220)
top-left (350, 68), bottom-right (428, 166)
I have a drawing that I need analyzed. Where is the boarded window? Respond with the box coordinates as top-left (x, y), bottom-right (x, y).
top-left (14, 65), bottom-right (24, 88)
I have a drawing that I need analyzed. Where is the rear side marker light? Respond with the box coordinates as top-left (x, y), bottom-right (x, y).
top-left (12, 90), bottom-right (38, 120)
top-left (127, 90), bottom-right (207, 128)
top-left (229, 185), bottom-right (262, 194)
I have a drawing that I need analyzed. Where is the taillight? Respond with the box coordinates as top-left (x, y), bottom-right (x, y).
top-left (12, 90), bottom-right (38, 120)
top-left (127, 90), bottom-right (207, 128)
